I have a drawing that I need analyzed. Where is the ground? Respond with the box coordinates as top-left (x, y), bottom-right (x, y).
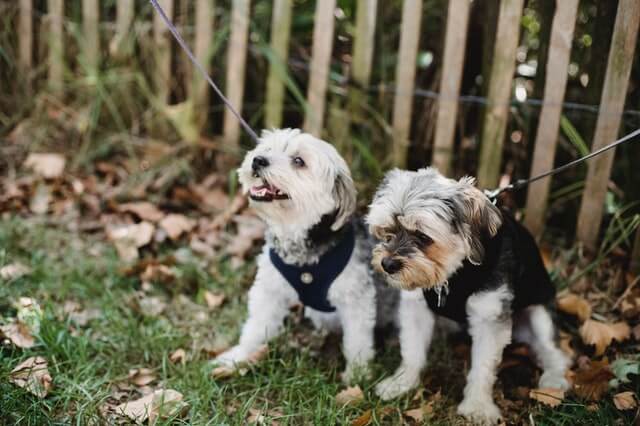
top-left (1, 214), bottom-right (638, 425)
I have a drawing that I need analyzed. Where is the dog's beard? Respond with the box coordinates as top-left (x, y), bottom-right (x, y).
top-left (372, 245), bottom-right (447, 291)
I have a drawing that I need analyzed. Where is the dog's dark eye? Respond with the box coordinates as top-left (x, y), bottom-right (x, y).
top-left (383, 234), bottom-right (393, 243)
top-left (292, 157), bottom-right (305, 167)
top-left (415, 231), bottom-right (433, 246)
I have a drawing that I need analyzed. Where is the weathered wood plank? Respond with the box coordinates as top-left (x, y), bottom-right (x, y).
top-left (191, 0), bottom-right (215, 128)
top-left (524, 0), bottom-right (579, 239)
top-left (19, 0), bottom-right (33, 73)
top-left (303, 0), bottom-right (336, 137)
top-left (352, 0), bottom-right (377, 87)
top-left (153, 0), bottom-right (174, 104)
top-left (48, 0), bottom-right (64, 88)
top-left (576, 0), bottom-right (640, 251)
top-left (476, 0), bottom-right (525, 188)
top-left (111, 0), bottom-right (135, 57)
top-left (632, 226), bottom-right (640, 274)
top-left (431, 0), bottom-right (470, 176)
top-left (223, 0), bottom-right (251, 146)
top-left (391, 0), bottom-right (422, 167)
top-left (82, 0), bottom-right (100, 70)
top-left (264, 0), bottom-right (293, 128)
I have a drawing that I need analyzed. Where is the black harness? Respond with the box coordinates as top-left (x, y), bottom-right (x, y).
top-left (269, 223), bottom-right (356, 313)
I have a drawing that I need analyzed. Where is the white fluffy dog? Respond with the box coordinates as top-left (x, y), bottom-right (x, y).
top-left (215, 129), bottom-right (385, 382)
top-left (367, 168), bottom-right (569, 425)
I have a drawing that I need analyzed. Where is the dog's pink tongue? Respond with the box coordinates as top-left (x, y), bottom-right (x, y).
top-left (250, 184), bottom-right (275, 196)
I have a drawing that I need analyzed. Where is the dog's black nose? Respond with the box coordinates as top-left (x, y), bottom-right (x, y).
top-left (252, 156), bottom-right (269, 172)
top-left (381, 257), bottom-right (402, 274)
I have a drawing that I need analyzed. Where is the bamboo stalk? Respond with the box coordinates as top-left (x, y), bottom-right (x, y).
top-left (191, 0), bottom-right (215, 129)
top-left (82, 0), bottom-right (100, 70)
top-left (19, 0), bottom-right (33, 73)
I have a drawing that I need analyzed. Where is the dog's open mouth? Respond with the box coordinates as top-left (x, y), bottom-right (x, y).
top-left (249, 180), bottom-right (289, 202)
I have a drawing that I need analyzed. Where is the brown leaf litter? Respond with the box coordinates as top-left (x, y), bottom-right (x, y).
top-left (10, 356), bottom-right (53, 398)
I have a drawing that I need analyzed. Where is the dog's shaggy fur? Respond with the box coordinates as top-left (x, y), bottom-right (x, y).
top-left (367, 168), bottom-right (570, 425)
top-left (215, 129), bottom-right (392, 382)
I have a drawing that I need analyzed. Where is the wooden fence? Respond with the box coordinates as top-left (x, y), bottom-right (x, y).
top-left (14, 0), bottom-right (640, 259)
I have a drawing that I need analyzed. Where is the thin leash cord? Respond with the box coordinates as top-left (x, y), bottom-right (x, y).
top-left (149, 0), bottom-right (260, 144)
top-left (486, 127), bottom-right (640, 200)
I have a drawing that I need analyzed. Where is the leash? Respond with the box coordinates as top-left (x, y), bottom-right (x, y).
top-left (484, 127), bottom-right (640, 201)
top-left (149, 0), bottom-right (260, 144)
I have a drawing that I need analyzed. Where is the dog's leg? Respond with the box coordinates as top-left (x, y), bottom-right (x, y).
top-left (336, 288), bottom-right (376, 384)
top-left (514, 305), bottom-right (570, 390)
top-left (376, 289), bottom-right (434, 400)
top-left (457, 286), bottom-right (512, 425)
top-left (216, 263), bottom-right (296, 367)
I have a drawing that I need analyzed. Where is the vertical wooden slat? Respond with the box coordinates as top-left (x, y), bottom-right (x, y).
top-left (191, 0), bottom-right (215, 128)
top-left (264, 0), bottom-right (293, 128)
top-left (576, 0), bottom-right (640, 251)
top-left (19, 0), bottom-right (33, 73)
top-left (303, 0), bottom-right (336, 137)
top-left (111, 0), bottom-right (134, 57)
top-left (476, 0), bottom-right (525, 188)
top-left (153, 0), bottom-right (174, 104)
top-left (352, 0), bottom-right (377, 87)
top-left (223, 0), bottom-right (251, 146)
top-left (82, 0), bottom-right (99, 70)
top-left (48, 0), bottom-right (64, 88)
top-left (431, 0), bottom-right (470, 176)
top-left (631, 226), bottom-right (640, 274)
top-left (524, 0), bottom-right (579, 239)
top-left (391, 0), bottom-right (422, 167)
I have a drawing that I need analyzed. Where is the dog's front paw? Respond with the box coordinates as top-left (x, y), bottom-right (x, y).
top-left (539, 371), bottom-right (570, 391)
top-left (457, 397), bottom-right (502, 425)
top-left (375, 369), bottom-right (421, 400)
top-left (214, 345), bottom-right (250, 368)
top-left (341, 363), bottom-right (372, 385)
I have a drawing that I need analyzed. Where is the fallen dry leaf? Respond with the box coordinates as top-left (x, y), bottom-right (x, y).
top-left (141, 264), bottom-right (176, 284)
top-left (404, 399), bottom-right (435, 421)
top-left (0, 262), bottom-right (32, 280)
top-left (159, 214), bottom-right (195, 240)
top-left (115, 389), bottom-right (187, 423)
top-left (30, 183), bottom-right (51, 214)
top-left (335, 386), bottom-right (364, 406)
top-left (579, 319), bottom-right (631, 356)
top-left (0, 322), bottom-right (35, 348)
top-left (574, 359), bottom-right (615, 401)
top-left (107, 222), bottom-right (155, 262)
top-left (24, 153), bottom-right (66, 179)
top-left (119, 201), bottom-right (165, 222)
top-left (613, 391), bottom-right (637, 410)
top-left (169, 349), bottom-right (186, 364)
top-left (203, 291), bottom-right (225, 309)
top-left (529, 388), bottom-right (565, 408)
top-left (128, 368), bottom-right (157, 387)
top-left (351, 409), bottom-right (372, 426)
top-left (557, 293), bottom-right (592, 323)
top-left (10, 356), bottom-right (52, 398)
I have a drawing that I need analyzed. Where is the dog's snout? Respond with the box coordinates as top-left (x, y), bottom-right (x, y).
top-left (252, 156), bottom-right (270, 172)
top-left (381, 257), bottom-right (402, 274)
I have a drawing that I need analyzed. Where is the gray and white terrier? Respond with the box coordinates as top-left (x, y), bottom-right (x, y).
top-left (216, 129), bottom-right (391, 383)
top-left (367, 168), bottom-right (569, 425)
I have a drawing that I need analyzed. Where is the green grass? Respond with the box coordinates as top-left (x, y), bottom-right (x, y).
top-left (0, 217), bottom-right (637, 425)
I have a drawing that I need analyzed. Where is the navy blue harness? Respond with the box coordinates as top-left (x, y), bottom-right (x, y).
top-left (269, 224), bottom-right (355, 313)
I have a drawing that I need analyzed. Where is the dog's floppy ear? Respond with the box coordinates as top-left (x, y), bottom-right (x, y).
top-left (456, 176), bottom-right (503, 265)
top-left (331, 168), bottom-right (357, 231)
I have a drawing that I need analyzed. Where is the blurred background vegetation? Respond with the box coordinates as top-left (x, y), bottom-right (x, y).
top-left (0, 0), bottom-right (639, 250)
